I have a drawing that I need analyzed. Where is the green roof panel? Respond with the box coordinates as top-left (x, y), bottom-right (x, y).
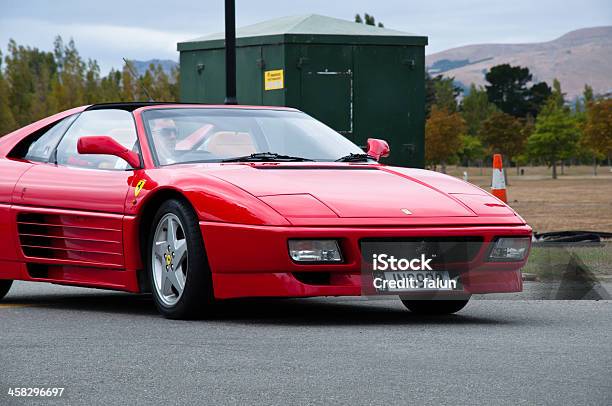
top-left (178, 14), bottom-right (428, 51)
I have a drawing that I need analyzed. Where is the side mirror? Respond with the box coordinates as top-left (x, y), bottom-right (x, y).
top-left (366, 138), bottom-right (390, 161)
top-left (77, 136), bottom-right (141, 169)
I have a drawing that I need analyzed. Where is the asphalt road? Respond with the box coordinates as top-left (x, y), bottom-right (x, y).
top-left (1, 281), bottom-right (611, 406)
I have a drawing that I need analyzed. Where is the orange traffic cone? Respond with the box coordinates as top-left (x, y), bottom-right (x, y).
top-left (491, 154), bottom-right (507, 203)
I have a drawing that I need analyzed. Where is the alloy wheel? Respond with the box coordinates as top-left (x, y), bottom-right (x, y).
top-left (151, 213), bottom-right (188, 306)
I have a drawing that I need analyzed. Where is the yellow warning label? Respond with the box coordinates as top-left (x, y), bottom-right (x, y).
top-left (135, 180), bottom-right (146, 197)
top-left (264, 69), bottom-right (284, 91)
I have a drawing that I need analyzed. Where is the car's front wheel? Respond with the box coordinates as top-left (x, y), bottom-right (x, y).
top-left (401, 298), bottom-right (470, 315)
top-left (0, 280), bottom-right (13, 301)
top-left (147, 199), bottom-right (214, 319)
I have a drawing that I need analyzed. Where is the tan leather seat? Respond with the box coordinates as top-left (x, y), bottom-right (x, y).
top-left (206, 131), bottom-right (256, 157)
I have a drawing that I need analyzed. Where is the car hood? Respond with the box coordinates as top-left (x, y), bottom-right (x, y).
top-left (207, 164), bottom-right (503, 219)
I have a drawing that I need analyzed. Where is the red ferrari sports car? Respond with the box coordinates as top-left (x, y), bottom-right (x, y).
top-left (0, 102), bottom-right (531, 318)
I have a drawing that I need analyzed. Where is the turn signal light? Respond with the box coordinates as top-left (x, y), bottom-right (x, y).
top-left (288, 240), bottom-right (342, 263)
top-left (488, 237), bottom-right (530, 261)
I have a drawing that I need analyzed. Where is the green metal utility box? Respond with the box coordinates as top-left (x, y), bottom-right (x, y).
top-left (177, 14), bottom-right (428, 167)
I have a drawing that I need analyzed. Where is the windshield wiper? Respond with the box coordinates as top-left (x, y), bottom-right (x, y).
top-left (222, 152), bottom-right (314, 162)
top-left (335, 153), bottom-right (375, 162)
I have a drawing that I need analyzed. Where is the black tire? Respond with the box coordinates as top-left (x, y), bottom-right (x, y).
top-left (401, 298), bottom-right (470, 315)
top-left (0, 280), bottom-right (13, 301)
top-left (146, 199), bottom-right (215, 319)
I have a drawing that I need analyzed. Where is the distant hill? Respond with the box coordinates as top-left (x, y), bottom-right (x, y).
top-left (130, 59), bottom-right (178, 77)
top-left (427, 26), bottom-right (612, 99)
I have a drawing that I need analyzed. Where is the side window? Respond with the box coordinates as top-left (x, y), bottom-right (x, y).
top-left (10, 115), bottom-right (77, 162)
top-left (55, 109), bottom-right (139, 170)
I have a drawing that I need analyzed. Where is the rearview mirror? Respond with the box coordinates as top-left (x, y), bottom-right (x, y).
top-left (366, 138), bottom-right (390, 161)
top-left (77, 136), bottom-right (141, 169)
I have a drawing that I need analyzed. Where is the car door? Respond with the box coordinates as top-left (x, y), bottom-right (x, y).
top-left (12, 109), bottom-right (139, 270)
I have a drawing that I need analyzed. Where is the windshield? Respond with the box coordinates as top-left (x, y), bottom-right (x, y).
top-left (142, 108), bottom-right (364, 165)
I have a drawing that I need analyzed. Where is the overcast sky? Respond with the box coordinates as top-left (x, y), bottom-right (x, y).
top-left (1, 0), bottom-right (610, 73)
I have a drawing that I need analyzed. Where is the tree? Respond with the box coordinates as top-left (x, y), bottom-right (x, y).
top-left (526, 81), bottom-right (552, 117)
top-left (583, 84), bottom-right (594, 104)
top-left (425, 72), bottom-right (436, 117)
top-left (576, 84), bottom-right (595, 114)
top-left (457, 134), bottom-right (485, 167)
top-left (354, 13), bottom-right (384, 27)
top-left (548, 78), bottom-right (565, 110)
top-left (31, 62), bottom-right (57, 121)
top-left (121, 60), bottom-right (137, 101)
top-left (526, 102), bottom-right (581, 179)
top-left (151, 63), bottom-right (173, 101)
top-left (433, 76), bottom-right (461, 112)
top-left (6, 40), bottom-right (57, 126)
top-left (99, 69), bottom-right (122, 102)
top-left (169, 66), bottom-right (180, 101)
top-left (84, 59), bottom-right (100, 104)
top-left (141, 68), bottom-right (154, 101)
top-left (425, 74), bottom-right (461, 115)
top-left (1, 36), bottom-right (182, 130)
top-left (53, 37), bottom-right (85, 110)
top-left (425, 106), bottom-right (466, 173)
top-left (485, 63), bottom-right (553, 119)
top-left (485, 64), bottom-right (532, 117)
top-left (581, 99), bottom-right (612, 175)
top-left (461, 84), bottom-right (497, 137)
top-left (479, 111), bottom-right (527, 174)
top-left (0, 52), bottom-right (17, 136)
top-left (4, 39), bottom-right (57, 126)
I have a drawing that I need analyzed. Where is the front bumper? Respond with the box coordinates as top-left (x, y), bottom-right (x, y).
top-left (200, 221), bottom-right (531, 299)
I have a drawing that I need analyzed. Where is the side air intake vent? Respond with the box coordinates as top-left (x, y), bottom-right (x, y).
top-left (17, 213), bottom-right (124, 268)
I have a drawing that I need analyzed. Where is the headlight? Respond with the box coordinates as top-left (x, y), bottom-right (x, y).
top-left (288, 240), bottom-right (342, 263)
top-left (488, 237), bottom-right (530, 261)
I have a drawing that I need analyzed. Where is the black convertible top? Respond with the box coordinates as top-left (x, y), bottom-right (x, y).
top-left (85, 102), bottom-right (297, 113)
top-left (85, 102), bottom-right (193, 112)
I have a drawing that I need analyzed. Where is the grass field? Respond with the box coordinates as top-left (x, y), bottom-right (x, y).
top-left (444, 165), bottom-right (612, 233)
